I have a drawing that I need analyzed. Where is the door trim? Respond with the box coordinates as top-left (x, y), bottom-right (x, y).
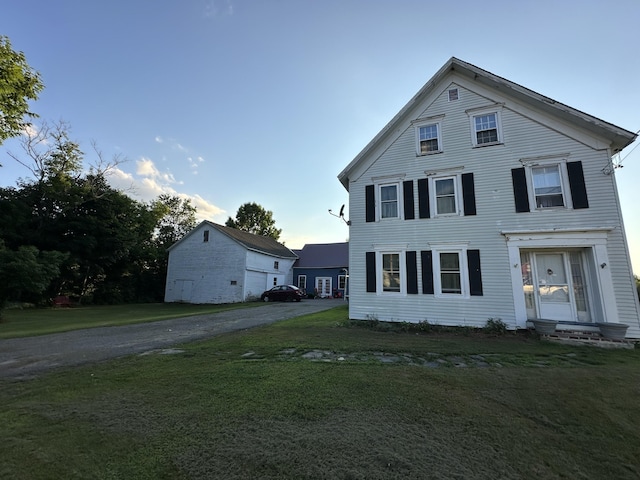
top-left (503, 228), bottom-right (614, 327)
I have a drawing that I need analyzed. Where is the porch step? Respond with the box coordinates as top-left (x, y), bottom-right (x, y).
top-left (540, 330), bottom-right (635, 349)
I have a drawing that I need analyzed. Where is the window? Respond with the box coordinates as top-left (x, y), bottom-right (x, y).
top-left (414, 118), bottom-right (443, 155)
top-left (203, 230), bottom-right (209, 242)
top-left (422, 247), bottom-right (482, 297)
top-left (448, 88), bottom-right (459, 102)
top-left (230, 280), bottom-right (237, 286)
top-left (382, 253), bottom-right (401, 292)
top-left (431, 246), bottom-right (470, 297)
top-left (439, 253), bottom-right (461, 294)
top-left (474, 113), bottom-right (498, 144)
top-left (338, 275), bottom-right (346, 290)
top-left (512, 157), bottom-right (589, 212)
top-left (532, 165), bottom-right (564, 208)
top-left (418, 124), bottom-right (440, 154)
top-left (273, 277), bottom-right (278, 286)
top-left (419, 172), bottom-right (476, 219)
top-left (380, 184), bottom-right (399, 219)
top-left (366, 175), bottom-right (407, 222)
top-left (298, 275), bottom-right (307, 291)
top-left (467, 106), bottom-right (503, 147)
top-left (274, 261), bottom-right (279, 270)
top-left (434, 177), bottom-right (457, 215)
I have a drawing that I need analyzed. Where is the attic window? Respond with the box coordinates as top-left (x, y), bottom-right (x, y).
top-left (448, 88), bottom-right (459, 102)
top-left (203, 230), bottom-right (209, 242)
top-left (274, 261), bottom-right (279, 270)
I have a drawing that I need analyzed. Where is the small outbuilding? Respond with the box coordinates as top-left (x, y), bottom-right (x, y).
top-left (292, 242), bottom-right (349, 298)
top-left (164, 221), bottom-right (298, 304)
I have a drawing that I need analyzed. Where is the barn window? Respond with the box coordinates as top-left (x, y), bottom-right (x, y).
top-left (203, 230), bottom-right (209, 242)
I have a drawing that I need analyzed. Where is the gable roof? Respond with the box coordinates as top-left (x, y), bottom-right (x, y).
top-left (169, 221), bottom-right (298, 259)
top-left (293, 242), bottom-right (349, 268)
top-left (338, 57), bottom-right (637, 190)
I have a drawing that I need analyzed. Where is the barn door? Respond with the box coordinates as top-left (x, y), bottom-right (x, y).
top-left (177, 280), bottom-right (193, 302)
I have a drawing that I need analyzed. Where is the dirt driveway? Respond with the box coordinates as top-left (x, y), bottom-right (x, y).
top-left (0, 299), bottom-right (345, 380)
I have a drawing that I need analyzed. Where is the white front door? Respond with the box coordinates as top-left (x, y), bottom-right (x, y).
top-left (535, 253), bottom-right (572, 320)
top-left (315, 277), bottom-right (332, 298)
top-left (521, 250), bottom-right (592, 322)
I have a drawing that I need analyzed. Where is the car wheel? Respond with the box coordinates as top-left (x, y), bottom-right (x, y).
top-left (263, 296), bottom-right (269, 302)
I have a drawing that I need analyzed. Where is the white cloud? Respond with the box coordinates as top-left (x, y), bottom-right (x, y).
top-left (136, 157), bottom-right (179, 184)
top-left (22, 124), bottom-right (39, 139)
top-left (205, 0), bottom-right (234, 17)
top-left (105, 160), bottom-right (225, 223)
top-left (154, 136), bottom-right (163, 143)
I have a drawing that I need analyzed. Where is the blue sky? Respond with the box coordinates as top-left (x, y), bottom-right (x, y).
top-left (1, 0), bottom-right (639, 272)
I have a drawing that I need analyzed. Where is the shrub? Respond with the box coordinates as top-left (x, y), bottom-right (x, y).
top-left (484, 317), bottom-right (508, 335)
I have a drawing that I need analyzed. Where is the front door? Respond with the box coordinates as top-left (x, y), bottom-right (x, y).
top-left (521, 250), bottom-right (592, 322)
top-left (315, 277), bottom-right (332, 298)
top-left (535, 253), bottom-right (572, 320)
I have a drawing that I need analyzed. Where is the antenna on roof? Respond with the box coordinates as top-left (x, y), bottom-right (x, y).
top-left (328, 204), bottom-right (350, 225)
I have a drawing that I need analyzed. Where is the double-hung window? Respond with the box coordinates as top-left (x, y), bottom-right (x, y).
top-left (511, 155), bottom-right (587, 212)
top-left (366, 175), bottom-right (407, 222)
top-left (379, 184), bottom-right (399, 219)
top-left (414, 117), bottom-right (443, 155)
top-left (434, 177), bottom-right (457, 215)
top-left (474, 113), bottom-right (498, 144)
top-left (467, 106), bottom-right (503, 147)
top-left (531, 165), bottom-right (564, 208)
top-left (430, 245), bottom-right (471, 297)
top-left (382, 253), bottom-right (401, 292)
top-left (439, 252), bottom-right (462, 294)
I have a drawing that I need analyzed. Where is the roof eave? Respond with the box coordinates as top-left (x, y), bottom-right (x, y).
top-left (338, 57), bottom-right (637, 188)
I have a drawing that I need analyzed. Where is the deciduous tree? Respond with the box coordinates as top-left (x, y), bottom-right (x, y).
top-left (0, 36), bottom-right (43, 147)
top-left (226, 202), bottom-right (282, 240)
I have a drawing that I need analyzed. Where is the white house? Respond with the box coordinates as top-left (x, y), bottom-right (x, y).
top-left (164, 221), bottom-right (297, 304)
top-left (338, 57), bottom-right (640, 338)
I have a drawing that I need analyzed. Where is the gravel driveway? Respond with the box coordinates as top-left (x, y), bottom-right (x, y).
top-left (0, 299), bottom-right (345, 380)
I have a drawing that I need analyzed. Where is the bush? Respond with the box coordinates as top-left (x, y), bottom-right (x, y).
top-left (484, 318), bottom-right (508, 335)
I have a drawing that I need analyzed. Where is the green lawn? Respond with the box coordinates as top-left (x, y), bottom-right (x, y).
top-left (0, 302), bottom-right (260, 339)
top-left (2, 305), bottom-right (640, 479)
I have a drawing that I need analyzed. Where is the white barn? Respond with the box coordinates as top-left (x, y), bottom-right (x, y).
top-left (338, 57), bottom-right (640, 338)
top-left (164, 221), bottom-right (297, 304)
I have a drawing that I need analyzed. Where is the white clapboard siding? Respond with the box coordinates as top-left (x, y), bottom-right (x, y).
top-left (165, 222), bottom-right (296, 304)
top-left (342, 62), bottom-right (640, 337)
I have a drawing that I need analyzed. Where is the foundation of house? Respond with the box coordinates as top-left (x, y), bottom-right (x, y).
top-left (540, 330), bottom-right (636, 349)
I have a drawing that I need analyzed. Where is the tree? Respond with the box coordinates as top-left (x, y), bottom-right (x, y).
top-left (0, 36), bottom-right (43, 147)
top-left (226, 202), bottom-right (282, 240)
top-left (151, 194), bottom-right (197, 249)
top-left (0, 240), bottom-right (67, 308)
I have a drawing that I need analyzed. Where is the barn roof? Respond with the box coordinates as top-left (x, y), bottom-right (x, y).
top-left (169, 221), bottom-right (298, 259)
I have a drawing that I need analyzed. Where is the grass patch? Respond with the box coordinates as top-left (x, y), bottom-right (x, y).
top-left (0, 302), bottom-right (261, 339)
top-left (2, 305), bottom-right (640, 479)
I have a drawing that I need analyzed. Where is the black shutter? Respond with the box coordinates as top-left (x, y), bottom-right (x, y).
top-left (365, 185), bottom-right (375, 222)
top-left (511, 167), bottom-right (530, 213)
top-left (366, 251), bottom-right (376, 293)
top-left (467, 249), bottom-right (483, 296)
top-left (403, 180), bottom-right (415, 220)
top-left (567, 161), bottom-right (589, 209)
top-left (461, 172), bottom-right (476, 216)
top-left (406, 251), bottom-right (418, 294)
top-left (421, 250), bottom-right (434, 294)
top-left (418, 178), bottom-right (430, 219)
